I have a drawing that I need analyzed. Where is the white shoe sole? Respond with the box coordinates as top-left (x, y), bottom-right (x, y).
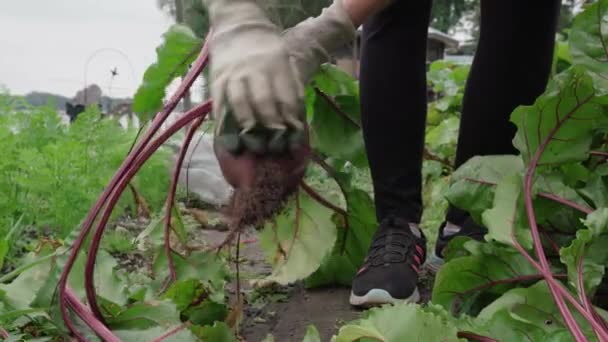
top-left (349, 287), bottom-right (420, 307)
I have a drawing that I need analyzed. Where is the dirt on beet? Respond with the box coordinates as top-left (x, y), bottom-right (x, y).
top-left (221, 159), bottom-right (300, 247)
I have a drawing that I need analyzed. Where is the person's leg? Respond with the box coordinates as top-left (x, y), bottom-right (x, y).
top-left (351, 0), bottom-right (432, 306)
top-left (436, 0), bottom-right (561, 257)
top-left (359, 0), bottom-right (432, 225)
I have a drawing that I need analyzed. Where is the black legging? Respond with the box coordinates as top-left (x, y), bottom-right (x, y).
top-left (359, 0), bottom-right (561, 225)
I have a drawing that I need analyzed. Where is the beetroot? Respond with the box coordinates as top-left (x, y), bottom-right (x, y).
top-left (214, 128), bottom-right (310, 233)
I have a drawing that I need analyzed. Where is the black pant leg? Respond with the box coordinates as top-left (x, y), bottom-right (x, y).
top-left (446, 0), bottom-right (561, 225)
top-left (360, 0), bottom-right (433, 223)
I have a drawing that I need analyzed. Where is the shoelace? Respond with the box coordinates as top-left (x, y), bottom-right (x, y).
top-left (367, 229), bottom-right (415, 266)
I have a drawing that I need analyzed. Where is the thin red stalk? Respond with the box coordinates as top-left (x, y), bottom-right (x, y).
top-left (590, 151), bottom-right (608, 158)
top-left (64, 287), bottom-right (120, 342)
top-left (57, 35), bottom-right (211, 335)
top-left (300, 181), bottom-right (347, 219)
top-left (164, 115), bottom-right (206, 283)
top-left (577, 253), bottom-right (604, 342)
top-left (311, 154), bottom-right (351, 253)
top-left (510, 228), bottom-right (608, 337)
top-left (457, 331), bottom-right (499, 342)
top-left (523, 94), bottom-right (594, 341)
top-left (537, 192), bottom-right (594, 215)
top-left (314, 87), bottom-right (360, 129)
top-left (287, 193), bottom-right (301, 261)
top-left (449, 273), bottom-right (567, 299)
top-left (577, 252), bottom-right (593, 312)
top-left (83, 102), bottom-right (211, 328)
top-left (464, 178), bottom-right (594, 215)
top-left (0, 326), bottom-right (8, 339)
top-left (539, 226), bottom-right (561, 255)
top-left (152, 322), bottom-right (191, 342)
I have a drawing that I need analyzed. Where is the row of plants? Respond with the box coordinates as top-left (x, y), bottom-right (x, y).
top-left (2, 1), bottom-right (608, 340)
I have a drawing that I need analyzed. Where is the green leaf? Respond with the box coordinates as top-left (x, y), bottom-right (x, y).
top-left (163, 279), bottom-right (202, 311)
top-left (258, 190), bottom-right (337, 285)
top-left (481, 173), bottom-right (532, 249)
top-left (305, 189), bottom-right (376, 288)
top-left (433, 241), bottom-right (538, 316)
top-left (132, 25), bottom-right (202, 120)
top-left (68, 250), bottom-right (129, 307)
top-left (579, 172), bottom-right (608, 208)
top-left (302, 325), bottom-right (321, 342)
top-left (478, 281), bottom-right (599, 340)
top-left (446, 155), bottom-right (523, 224)
top-left (184, 301), bottom-right (228, 326)
top-left (570, 0), bottom-right (608, 94)
top-left (194, 322), bottom-right (237, 342)
top-left (426, 116), bottom-right (459, 159)
top-left (332, 303), bottom-right (463, 342)
top-left (114, 325), bottom-right (198, 342)
top-left (108, 300), bottom-right (181, 330)
top-left (153, 251), bottom-right (230, 302)
top-left (309, 91), bottom-right (368, 168)
top-left (0, 240), bottom-right (8, 271)
top-left (560, 208), bottom-right (608, 294)
top-left (313, 64), bottom-right (359, 97)
top-left (480, 309), bottom-right (551, 341)
top-left (308, 64), bottom-right (367, 167)
top-left (0, 251), bottom-right (54, 310)
top-left (171, 204), bottom-right (188, 245)
top-left (511, 67), bottom-right (605, 165)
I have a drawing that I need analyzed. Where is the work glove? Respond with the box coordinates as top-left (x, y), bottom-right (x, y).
top-left (205, 0), bottom-right (305, 154)
top-left (282, 0), bottom-right (357, 83)
top-left (208, 0), bottom-right (356, 157)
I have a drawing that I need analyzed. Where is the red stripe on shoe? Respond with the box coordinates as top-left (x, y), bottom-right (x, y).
top-left (414, 255), bottom-right (421, 266)
top-left (411, 264), bottom-right (419, 274)
top-left (357, 265), bottom-right (367, 275)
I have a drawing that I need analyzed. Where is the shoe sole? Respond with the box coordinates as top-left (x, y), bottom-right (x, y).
top-left (349, 287), bottom-right (420, 307)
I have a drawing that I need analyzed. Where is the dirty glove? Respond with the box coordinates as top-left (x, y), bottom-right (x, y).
top-left (282, 0), bottom-right (356, 83)
top-left (204, 0), bottom-right (305, 134)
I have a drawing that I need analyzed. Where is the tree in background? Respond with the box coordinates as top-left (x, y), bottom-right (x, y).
top-left (431, 0), bottom-right (477, 34)
top-left (157, 0), bottom-right (210, 38)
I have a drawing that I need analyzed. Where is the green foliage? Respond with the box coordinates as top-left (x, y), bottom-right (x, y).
top-left (259, 190), bottom-right (337, 285)
top-left (512, 67), bottom-right (605, 165)
top-left (0, 239), bottom-right (233, 340)
top-left (433, 240), bottom-right (538, 316)
top-left (6, 1), bottom-right (608, 339)
top-left (101, 230), bottom-right (136, 254)
top-left (430, 0), bottom-right (477, 34)
top-left (561, 209), bottom-right (608, 295)
top-left (260, 2), bottom-right (608, 341)
top-left (132, 24), bottom-right (202, 120)
top-left (569, 0), bottom-right (608, 95)
top-left (308, 65), bottom-right (367, 168)
top-left (332, 303), bottom-right (465, 342)
top-left (0, 96), bottom-right (170, 240)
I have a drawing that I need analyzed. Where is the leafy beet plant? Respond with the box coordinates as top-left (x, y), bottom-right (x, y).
top-left (3, 2), bottom-right (608, 341)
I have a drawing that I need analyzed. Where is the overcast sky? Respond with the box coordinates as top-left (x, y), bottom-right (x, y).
top-left (0, 0), bottom-right (175, 98)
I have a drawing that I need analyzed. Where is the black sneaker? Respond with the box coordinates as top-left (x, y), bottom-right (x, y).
top-left (349, 216), bottom-right (426, 307)
top-left (427, 216), bottom-right (487, 273)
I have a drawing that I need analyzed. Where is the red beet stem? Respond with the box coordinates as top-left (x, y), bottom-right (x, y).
top-left (65, 287), bottom-right (120, 342)
top-left (164, 115), bottom-right (206, 283)
top-left (83, 101), bottom-right (211, 330)
top-left (57, 32), bottom-right (211, 339)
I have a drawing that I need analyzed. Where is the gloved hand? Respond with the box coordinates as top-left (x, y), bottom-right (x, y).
top-left (208, 0), bottom-right (355, 159)
top-left (282, 0), bottom-right (356, 83)
top-left (205, 0), bottom-right (305, 135)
